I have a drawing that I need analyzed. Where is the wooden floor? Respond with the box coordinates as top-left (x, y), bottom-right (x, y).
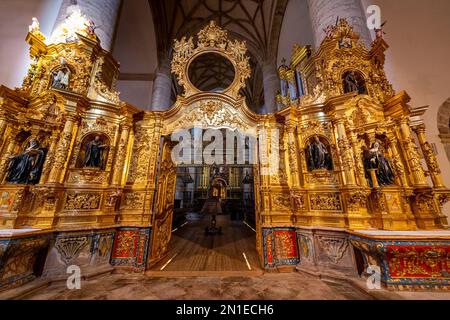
top-left (151, 215), bottom-right (261, 272)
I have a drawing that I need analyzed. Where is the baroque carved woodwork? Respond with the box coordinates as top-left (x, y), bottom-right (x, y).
top-left (0, 16), bottom-right (448, 282)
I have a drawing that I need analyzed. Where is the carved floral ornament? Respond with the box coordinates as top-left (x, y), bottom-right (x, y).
top-left (162, 100), bottom-right (257, 136)
top-left (171, 21), bottom-right (251, 99)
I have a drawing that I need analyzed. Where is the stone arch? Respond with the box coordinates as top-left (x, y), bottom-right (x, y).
top-left (437, 98), bottom-right (450, 162)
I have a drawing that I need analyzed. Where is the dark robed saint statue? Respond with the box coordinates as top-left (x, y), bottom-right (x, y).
top-left (307, 136), bottom-right (333, 171)
top-left (84, 136), bottom-right (108, 168)
top-left (364, 142), bottom-right (395, 187)
top-left (6, 139), bottom-right (45, 185)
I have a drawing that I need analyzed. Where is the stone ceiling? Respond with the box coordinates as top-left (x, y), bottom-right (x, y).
top-left (148, 0), bottom-right (289, 111)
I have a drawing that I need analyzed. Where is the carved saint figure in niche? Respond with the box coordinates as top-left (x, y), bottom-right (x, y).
top-left (6, 139), bottom-right (46, 185)
top-left (52, 67), bottom-right (71, 90)
top-left (307, 136), bottom-right (333, 171)
top-left (364, 142), bottom-right (395, 187)
top-left (339, 34), bottom-right (352, 49)
top-left (84, 136), bottom-right (108, 169)
top-left (343, 71), bottom-right (367, 95)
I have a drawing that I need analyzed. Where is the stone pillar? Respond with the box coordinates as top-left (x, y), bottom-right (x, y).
top-left (307, 0), bottom-right (371, 48)
top-left (151, 58), bottom-right (173, 111)
top-left (262, 60), bottom-right (280, 114)
top-left (48, 115), bottom-right (78, 184)
top-left (53, 0), bottom-right (122, 51)
top-left (112, 123), bottom-right (132, 186)
top-left (414, 125), bottom-right (444, 188)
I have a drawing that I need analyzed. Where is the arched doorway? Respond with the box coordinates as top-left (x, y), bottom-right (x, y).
top-left (148, 129), bottom-right (261, 272)
top-left (145, 22), bottom-right (273, 272)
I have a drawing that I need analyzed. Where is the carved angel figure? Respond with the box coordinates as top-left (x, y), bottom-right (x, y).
top-left (29, 17), bottom-right (40, 33)
top-left (174, 36), bottom-right (194, 59)
top-left (323, 25), bottom-right (335, 38)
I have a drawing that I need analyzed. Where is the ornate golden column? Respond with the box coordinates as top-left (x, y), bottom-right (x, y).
top-left (387, 135), bottom-right (409, 187)
top-left (0, 128), bottom-right (19, 182)
top-left (348, 131), bottom-right (367, 187)
top-left (414, 125), bottom-right (444, 188)
top-left (0, 112), bottom-right (8, 142)
top-left (286, 121), bottom-right (301, 188)
top-left (399, 118), bottom-right (428, 187)
top-left (39, 132), bottom-right (60, 184)
top-left (47, 115), bottom-right (78, 184)
top-left (112, 122), bottom-right (132, 186)
top-left (334, 119), bottom-right (356, 186)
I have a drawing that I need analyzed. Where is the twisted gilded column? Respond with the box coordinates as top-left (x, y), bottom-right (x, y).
top-left (334, 120), bottom-right (356, 186)
top-left (0, 112), bottom-right (8, 141)
top-left (286, 122), bottom-right (301, 188)
top-left (151, 57), bottom-right (173, 111)
top-left (399, 119), bottom-right (428, 187)
top-left (39, 133), bottom-right (60, 184)
top-left (48, 115), bottom-right (79, 184)
top-left (414, 125), bottom-right (444, 188)
top-left (52, 0), bottom-right (122, 51)
top-left (349, 131), bottom-right (367, 187)
top-left (307, 0), bottom-right (371, 48)
top-left (112, 122), bottom-right (132, 186)
top-left (0, 129), bottom-right (19, 182)
top-left (387, 135), bottom-right (409, 187)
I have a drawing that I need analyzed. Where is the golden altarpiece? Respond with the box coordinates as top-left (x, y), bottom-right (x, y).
top-left (0, 14), bottom-right (449, 291)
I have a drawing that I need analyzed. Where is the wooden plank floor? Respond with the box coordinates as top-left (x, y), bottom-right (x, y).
top-left (152, 215), bottom-right (261, 272)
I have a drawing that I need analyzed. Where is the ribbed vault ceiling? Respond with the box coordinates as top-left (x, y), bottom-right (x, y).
top-left (148, 0), bottom-right (288, 111)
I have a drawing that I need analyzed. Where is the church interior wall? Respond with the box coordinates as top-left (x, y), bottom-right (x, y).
top-left (112, 0), bottom-right (158, 110)
top-left (277, 0), bottom-right (315, 66)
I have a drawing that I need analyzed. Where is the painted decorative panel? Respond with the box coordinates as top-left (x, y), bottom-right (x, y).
top-left (263, 228), bottom-right (299, 269)
top-left (110, 228), bottom-right (150, 270)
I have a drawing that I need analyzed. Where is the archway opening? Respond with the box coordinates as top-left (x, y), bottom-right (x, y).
top-left (151, 128), bottom-right (260, 272)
